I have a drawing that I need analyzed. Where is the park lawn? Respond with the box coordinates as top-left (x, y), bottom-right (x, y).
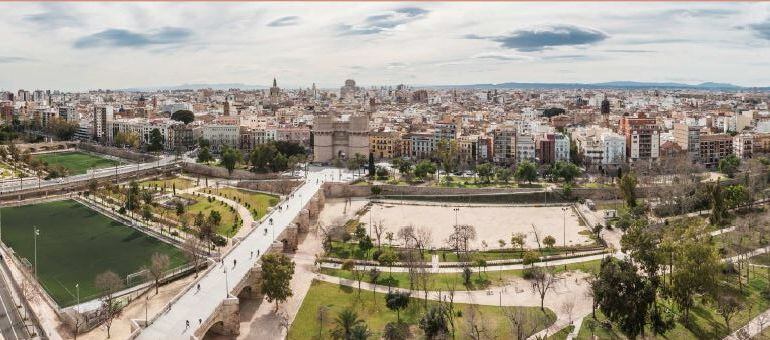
top-left (548, 324), bottom-right (574, 340)
top-left (0, 200), bottom-right (187, 307)
top-left (320, 259), bottom-right (602, 291)
top-left (713, 230), bottom-right (767, 258)
top-left (33, 151), bottom-right (120, 175)
top-left (288, 280), bottom-right (556, 340)
top-left (179, 193), bottom-right (240, 237)
top-left (209, 187), bottom-right (279, 220)
top-left (752, 253), bottom-right (770, 266)
top-left (575, 273), bottom-right (770, 339)
top-left (139, 177), bottom-right (195, 192)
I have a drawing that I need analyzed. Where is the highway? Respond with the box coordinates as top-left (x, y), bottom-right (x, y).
top-left (0, 154), bottom-right (179, 193)
top-left (0, 260), bottom-right (29, 340)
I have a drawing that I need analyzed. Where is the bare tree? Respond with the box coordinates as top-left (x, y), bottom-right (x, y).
top-left (465, 306), bottom-right (490, 340)
top-left (373, 221), bottom-right (385, 249)
top-left (530, 224), bottom-right (543, 251)
top-left (446, 224), bottom-right (477, 260)
top-left (146, 253), bottom-right (171, 294)
top-left (94, 270), bottom-right (125, 339)
top-left (530, 266), bottom-right (558, 312)
top-left (560, 299), bottom-right (576, 324)
top-left (182, 236), bottom-right (205, 278)
top-left (503, 306), bottom-right (540, 340)
top-left (717, 294), bottom-right (742, 332)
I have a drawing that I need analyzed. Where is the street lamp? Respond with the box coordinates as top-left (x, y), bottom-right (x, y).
top-left (453, 208), bottom-right (459, 226)
top-left (75, 283), bottom-right (80, 313)
top-left (34, 226), bottom-right (39, 279)
top-left (561, 207), bottom-right (568, 249)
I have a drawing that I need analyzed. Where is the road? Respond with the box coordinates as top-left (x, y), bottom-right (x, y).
top-left (0, 154), bottom-right (179, 193)
top-left (0, 259), bottom-right (30, 340)
top-left (136, 167), bottom-right (353, 339)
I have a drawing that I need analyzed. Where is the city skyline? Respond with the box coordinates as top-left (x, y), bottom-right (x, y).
top-left (2, 2), bottom-right (770, 90)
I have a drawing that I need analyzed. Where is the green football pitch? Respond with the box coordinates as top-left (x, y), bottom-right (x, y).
top-left (0, 200), bottom-right (187, 307)
top-left (32, 151), bottom-right (121, 175)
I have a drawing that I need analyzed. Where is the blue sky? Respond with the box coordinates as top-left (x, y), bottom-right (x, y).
top-left (1, 2), bottom-right (770, 90)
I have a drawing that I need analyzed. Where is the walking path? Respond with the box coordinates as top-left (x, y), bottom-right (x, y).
top-left (136, 168), bottom-right (347, 339)
top-left (725, 307), bottom-right (770, 339)
top-left (320, 253), bottom-right (608, 273)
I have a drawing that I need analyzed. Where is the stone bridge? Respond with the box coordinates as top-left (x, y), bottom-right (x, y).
top-left (191, 191), bottom-right (325, 339)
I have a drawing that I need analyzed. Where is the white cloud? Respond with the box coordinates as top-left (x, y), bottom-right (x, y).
top-left (0, 2), bottom-right (769, 90)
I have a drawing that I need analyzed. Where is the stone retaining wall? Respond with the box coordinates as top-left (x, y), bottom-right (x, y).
top-left (78, 143), bottom-right (156, 162)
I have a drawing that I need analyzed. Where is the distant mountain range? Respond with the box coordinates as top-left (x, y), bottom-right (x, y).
top-left (121, 81), bottom-right (768, 92)
top-left (425, 81), bottom-right (770, 91)
top-left (122, 83), bottom-right (268, 91)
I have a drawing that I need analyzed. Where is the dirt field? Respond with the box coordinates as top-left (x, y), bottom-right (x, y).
top-left (359, 201), bottom-right (590, 250)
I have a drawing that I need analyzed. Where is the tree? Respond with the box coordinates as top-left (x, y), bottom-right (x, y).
top-left (530, 266), bottom-right (557, 311)
top-left (220, 146), bottom-right (241, 175)
top-left (543, 235), bottom-right (556, 249)
top-left (515, 161), bottom-right (538, 184)
top-left (710, 182), bottom-right (728, 225)
top-left (350, 324), bottom-right (371, 340)
top-left (446, 224), bottom-right (476, 259)
top-left (718, 154), bottom-right (741, 178)
top-left (592, 257), bottom-right (655, 339)
top-left (170, 109), bottom-right (194, 124)
top-left (378, 249), bottom-right (397, 277)
top-left (495, 167), bottom-right (513, 183)
top-left (182, 236), bottom-right (204, 278)
top-left (716, 293), bottom-right (742, 332)
top-left (261, 253), bottom-right (295, 310)
top-left (331, 309), bottom-right (364, 340)
top-left (368, 153), bottom-right (375, 178)
top-left (197, 146), bottom-right (212, 163)
top-left (476, 163), bottom-right (494, 183)
top-left (385, 291), bottom-right (410, 322)
top-left (619, 172), bottom-right (638, 208)
top-left (419, 305), bottom-right (449, 339)
top-left (396, 159), bottom-right (413, 179)
top-left (413, 160), bottom-right (437, 181)
top-left (436, 139), bottom-right (459, 180)
top-left (511, 233), bottom-right (526, 253)
top-left (148, 128), bottom-right (164, 152)
top-left (551, 161), bottom-right (581, 183)
top-left (670, 237), bottom-right (721, 322)
top-left (94, 271), bottom-right (124, 338)
top-left (147, 252), bottom-right (170, 294)
top-left (383, 321), bottom-right (409, 340)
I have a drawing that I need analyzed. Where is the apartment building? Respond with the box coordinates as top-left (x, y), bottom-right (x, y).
top-left (492, 127), bottom-right (516, 165)
top-left (733, 133), bottom-right (753, 159)
top-left (370, 131), bottom-right (402, 160)
top-left (673, 123), bottom-right (701, 161)
top-left (620, 114), bottom-right (660, 162)
top-left (699, 133), bottom-right (733, 168)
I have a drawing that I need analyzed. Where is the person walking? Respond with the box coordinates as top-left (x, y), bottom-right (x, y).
top-left (185, 320), bottom-right (189, 329)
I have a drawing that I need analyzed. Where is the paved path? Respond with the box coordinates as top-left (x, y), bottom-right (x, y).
top-left (321, 253), bottom-right (608, 273)
top-left (724, 307), bottom-right (770, 339)
top-left (137, 168), bottom-right (343, 339)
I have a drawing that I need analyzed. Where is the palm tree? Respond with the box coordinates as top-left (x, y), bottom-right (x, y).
top-left (331, 309), bottom-right (363, 339)
top-left (350, 324), bottom-right (371, 340)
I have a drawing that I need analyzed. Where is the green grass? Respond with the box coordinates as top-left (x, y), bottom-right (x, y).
top-left (548, 324), bottom-right (574, 340)
top-left (33, 151), bottom-right (120, 175)
top-left (139, 177), bottom-right (194, 192)
top-left (288, 280), bottom-right (556, 340)
top-left (321, 259), bottom-right (602, 291)
top-left (209, 187), bottom-right (279, 220)
top-left (0, 200), bottom-right (187, 307)
top-left (575, 272), bottom-right (770, 339)
top-left (179, 193), bottom-right (240, 237)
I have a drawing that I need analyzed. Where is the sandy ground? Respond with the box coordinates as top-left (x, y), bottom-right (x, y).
top-left (359, 202), bottom-right (590, 249)
top-left (318, 198), bottom-right (368, 228)
top-left (79, 274), bottom-right (196, 340)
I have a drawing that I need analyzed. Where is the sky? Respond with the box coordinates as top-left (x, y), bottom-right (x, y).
top-left (1, 2), bottom-right (770, 91)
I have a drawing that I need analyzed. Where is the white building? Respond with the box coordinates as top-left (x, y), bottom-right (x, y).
top-left (203, 124), bottom-right (239, 152)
